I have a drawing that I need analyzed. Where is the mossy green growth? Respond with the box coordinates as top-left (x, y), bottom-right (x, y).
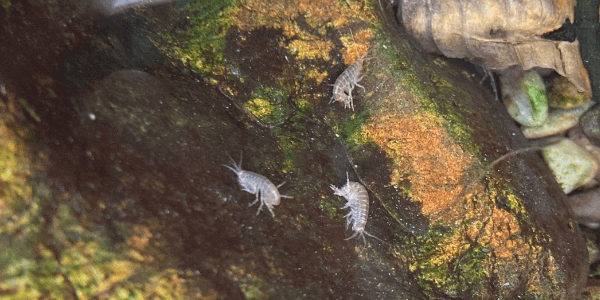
top-left (409, 223), bottom-right (488, 297)
top-left (520, 70), bottom-right (548, 123)
top-left (547, 75), bottom-right (591, 108)
top-left (319, 200), bottom-right (341, 220)
top-left (245, 86), bottom-right (291, 125)
top-left (548, 93), bottom-right (588, 109)
top-left (418, 78), bottom-right (479, 157)
top-left (1, 0), bottom-right (11, 10)
top-left (1, 179), bottom-right (188, 299)
top-left (275, 132), bottom-right (301, 173)
top-left (336, 109), bottom-right (372, 152)
top-left (291, 98), bottom-right (313, 122)
top-left (240, 276), bottom-right (274, 299)
top-left (524, 84), bottom-right (548, 121)
top-left (164, 0), bottom-right (241, 75)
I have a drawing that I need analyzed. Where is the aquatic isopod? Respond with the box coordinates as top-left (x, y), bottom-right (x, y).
top-left (224, 153), bottom-right (291, 217)
top-left (330, 173), bottom-right (384, 246)
top-left (329, 52), bottom-right (368, 111)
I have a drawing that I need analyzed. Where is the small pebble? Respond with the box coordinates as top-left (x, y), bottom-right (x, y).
top-left (542, 139), bottom-right (598, 194)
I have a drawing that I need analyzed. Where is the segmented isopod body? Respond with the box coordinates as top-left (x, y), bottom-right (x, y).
top-left (224, 153), bottom-right (291, 217)
top-left (330, 173), bottom-right (383, 247)
top-left (329, 53), bottom-right (367, 111)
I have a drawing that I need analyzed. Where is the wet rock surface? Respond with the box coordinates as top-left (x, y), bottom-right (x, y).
top-left (581, 104), bottom-right (600, 147)
top-left (0, 0), bottom-right (591, 299)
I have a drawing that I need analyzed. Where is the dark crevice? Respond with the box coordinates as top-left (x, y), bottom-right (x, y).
top-left (541, 19), bottom-right (577, 42)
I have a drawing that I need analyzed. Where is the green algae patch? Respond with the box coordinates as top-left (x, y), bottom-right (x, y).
top-left (275, 131), bottom-right (302, 173)
top-left (1, 186), bottom-right (189, 299)
top-left (319, 200), bottom-right (341, 220)
top-left (162, 0), bottom-right (242, 75)
top-left (547, 75), bottom-right (592, 108)
top-left (334, 109), bottom-right (373, 152)
top-left (525, 84), bottom-right (548, 121)
top-left (245, 86), bottom-right (291, 125)
top-left (407, 223), bottom-right (488, 297)
top-left (240, 276), bottom-right (274, 299)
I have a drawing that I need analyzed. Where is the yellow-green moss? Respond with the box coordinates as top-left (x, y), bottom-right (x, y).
top-left (335, 109), bottom-right (373, 152)
top-left (1, 188), bottom-right (189, 299)
top-left (407, 223), bottom-right (488, 297)
top-left (275, 132), bottom-right (299, 173)
top-left (245, 86), bottom-right (291, 125)
top-left (240, 276), bottom-right (274, 299)
top-left (162, 0), bottom-right (242, 76)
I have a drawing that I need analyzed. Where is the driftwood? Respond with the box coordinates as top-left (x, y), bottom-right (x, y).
top-left (398, 0), bottom-right (591, 94)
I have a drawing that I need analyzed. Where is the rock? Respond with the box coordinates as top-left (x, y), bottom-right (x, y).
top-left (569, 125), bottom-right (600, 189)
top-left (0, 0), bottom-right (589, 299)
top-left (521, 101), bottom-right (593, 139)
top-left (548, 75), bottom-right (593, 109)
top-left (580, 103), bottom-right (600, 147)
top-left (569, 188), bottom-right (600, 227)
top-left (542, 138), bottom-right (599, 194)
top-left (500, 67), bottom-right (549, 126)
top-left (586, 234), bottom-right (600, 264)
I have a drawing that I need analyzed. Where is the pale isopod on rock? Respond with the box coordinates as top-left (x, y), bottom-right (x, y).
top-left (224, 153), bottom-right (292, 217)
top-left (329, 53), bottom-right (368, 111)
top-left (330, 173), bottom-right (385, 246)
top-left (329, 31), bottom-right (371, 111)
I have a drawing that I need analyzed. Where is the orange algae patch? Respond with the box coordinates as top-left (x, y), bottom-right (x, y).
top-left (230, 0), bottom-right (377, 63)
top-left (364, 113), bottom-right (475, 218)
top-left (467, 202), bottom-right (535, 260)
top-left (341, 29), bottom-right (373, 65)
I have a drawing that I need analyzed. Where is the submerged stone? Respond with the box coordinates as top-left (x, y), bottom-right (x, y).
top-left (548, 75), bottom-right (593, 109)
top-left (500, 68), bottom-right (549, 126)
top-left (580, 103), bottom-right (600, 147)
top-left (542, 139), bottom-right (598, 194)
top-left (521, 101), bottom-right (593, 139)
top-left (0, 0), bottom-right (590, 298)
top-left (569, 188), bottom-right (600, 227)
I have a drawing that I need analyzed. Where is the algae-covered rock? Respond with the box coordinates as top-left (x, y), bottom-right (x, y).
top-left (0, 0), bottom-right (589, 299)
top-left (548, 75), bottom-right (593, 109)
top-left (542, 139), bottom-right (599, 194)
top-left (500, 67), bottom-right (549, 126)
top-left (521, 101), bottom-right (593, 139)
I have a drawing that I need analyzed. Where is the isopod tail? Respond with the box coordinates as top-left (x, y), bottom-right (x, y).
top-left (363, 230), bottom-right (389, 245)
top-left (345, 230), bottom-right (388, 247)
top-left (345, 231), bottom-right (367, 248)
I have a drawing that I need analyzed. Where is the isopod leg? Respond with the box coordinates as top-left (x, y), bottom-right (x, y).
top-left (255, 200), bottom-right (265, 216)
top-left (360, 232), bottom-right (367, 248)
top-left (265, 204), bottom-right (275, 218)
top-left (355, 78), bottom-right (365, 90)
top-left (344, 230), bottom-right (360, 241)
top-left (249, 193), bottom-right (260, 207)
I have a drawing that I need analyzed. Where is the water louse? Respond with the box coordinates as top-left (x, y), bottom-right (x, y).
top-left (329, 33), bottom-right (371, 111)
top-left (330, 173), bottom-right (385, 247)
top-left (224, 153), bottom-right (291, 217)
